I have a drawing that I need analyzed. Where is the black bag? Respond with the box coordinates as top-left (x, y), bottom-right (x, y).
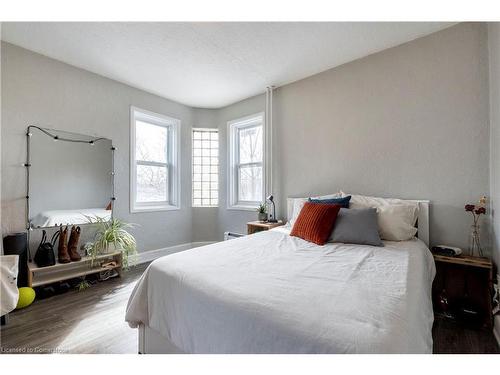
top-left (34, 230), bottom-right (59, 267)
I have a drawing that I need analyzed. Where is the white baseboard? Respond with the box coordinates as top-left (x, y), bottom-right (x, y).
top-left (494, 315), bottom-right (500, 347)
top-left (136, 241), bottom-right (216, 264)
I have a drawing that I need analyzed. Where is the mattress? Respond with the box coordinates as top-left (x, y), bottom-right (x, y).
top-left (31, 208), bottom-right (111, 227)
top-left (126, 227), bottom-right (436, 353)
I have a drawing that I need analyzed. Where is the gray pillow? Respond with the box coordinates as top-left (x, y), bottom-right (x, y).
top-left (330, 208), bottom-right (383, 246)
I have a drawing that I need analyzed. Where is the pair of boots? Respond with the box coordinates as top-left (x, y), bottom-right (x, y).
top-left (57, 225), bottom-right (81, 263)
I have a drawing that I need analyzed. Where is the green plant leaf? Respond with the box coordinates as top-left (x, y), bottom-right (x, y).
top-left (85, 216), bottom-right (138, 270)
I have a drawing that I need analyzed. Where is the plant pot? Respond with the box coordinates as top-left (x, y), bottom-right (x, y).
top-left (258, 212), bottom-right (267, 222)
top-left (103, 242), bottom-right (122, 254)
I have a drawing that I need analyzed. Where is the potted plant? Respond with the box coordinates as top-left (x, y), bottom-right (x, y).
top-left (86, 216), bottom-right (138, 269)
top-left (257, 203), bottom-right (268, 222)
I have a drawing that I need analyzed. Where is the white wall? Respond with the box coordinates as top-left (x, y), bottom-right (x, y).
top-left (217, 23), bottom-right (491, 251)
top-left (1, 42), bottom-right (195, 252)
top-left (489, 22), bottom-right (500, 267)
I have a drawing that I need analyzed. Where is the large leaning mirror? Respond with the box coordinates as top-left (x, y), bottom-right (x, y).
top-left (27, 126), bottom-right (114, 228)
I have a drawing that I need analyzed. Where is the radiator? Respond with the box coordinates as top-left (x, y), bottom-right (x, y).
top-left (223, 232), bottom-right (244, 241)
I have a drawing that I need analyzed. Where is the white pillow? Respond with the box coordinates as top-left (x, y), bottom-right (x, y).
top-left (287, 198), bottom-right (308, 228)
top-left (340, 191), bottom-right (419, 225)
top-left (377, 204), bottom-right (418, 241)
top-left (287, 192), bottom-right (342, 227)
top-left (312, 193), bottom-right (343, 200)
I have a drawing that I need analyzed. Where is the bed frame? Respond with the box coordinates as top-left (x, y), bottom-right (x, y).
top-left (138, 198), bottom-right (430, 354)
top-left (138, 324), bottom-right (184, 354)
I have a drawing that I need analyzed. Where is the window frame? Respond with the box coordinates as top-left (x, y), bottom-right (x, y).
top-left (130, 106), bottom-right (181, 213)
top-left (227, 112), bottom-right (265, 210)
top-left (192, 127), bottom-right (219, 208)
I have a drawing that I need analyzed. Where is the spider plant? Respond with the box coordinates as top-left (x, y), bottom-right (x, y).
top-left (86, 216), bottom-right (138, 270)
top-left (76, 278), bottom-right (91, 291)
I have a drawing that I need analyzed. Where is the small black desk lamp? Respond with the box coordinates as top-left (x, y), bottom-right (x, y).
top-left (266, 195), bottom-right (277, 223)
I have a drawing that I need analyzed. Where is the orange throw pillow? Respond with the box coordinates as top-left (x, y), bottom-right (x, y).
top-left (290, 202), bottom-right (341, 245)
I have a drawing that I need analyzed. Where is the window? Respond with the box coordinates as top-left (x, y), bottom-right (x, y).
top-left (228, 113), bottom-right (264, 209)
top-left (192, 128), bottom-right (218, 207)
top-left (130, 107), bottom-right (180, 212)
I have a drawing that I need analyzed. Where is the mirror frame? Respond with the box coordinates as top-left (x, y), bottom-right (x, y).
top-left (25, 125), bottom-right (115, 230)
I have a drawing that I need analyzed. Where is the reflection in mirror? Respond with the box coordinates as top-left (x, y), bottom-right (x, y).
top-left (27, 126), bottom-right (114, 228)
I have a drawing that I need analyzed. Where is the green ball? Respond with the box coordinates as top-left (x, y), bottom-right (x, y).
top-left (16, 287), bottom-right (36, 309)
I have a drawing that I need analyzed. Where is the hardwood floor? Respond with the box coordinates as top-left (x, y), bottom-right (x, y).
top-left (1, 264), bottom-right (148, 354)
top-left (432, 316), bottom-right (499, 354)
top-left (1, 263), bottom-right (499, 354)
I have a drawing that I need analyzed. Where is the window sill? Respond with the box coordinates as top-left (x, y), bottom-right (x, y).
top-left (227, 205), bottom-right (259, 211)
top-left (130, 204), bottom-right (180, 213)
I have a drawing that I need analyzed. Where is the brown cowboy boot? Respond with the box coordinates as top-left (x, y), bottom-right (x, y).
top-left (67, 226), bottom-right (82, 261)
top-left (57, 225), bottom-right (71, 263)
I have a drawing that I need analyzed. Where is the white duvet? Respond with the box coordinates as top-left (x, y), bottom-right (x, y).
top-left (126, 228), bottom-right (436, 353)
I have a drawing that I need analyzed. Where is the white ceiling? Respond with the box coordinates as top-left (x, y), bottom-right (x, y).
top-left (1, 22), bottom-right (454, 108)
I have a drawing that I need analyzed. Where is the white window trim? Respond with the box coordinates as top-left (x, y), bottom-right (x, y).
top-left (192, 127), bottom-right (219, 208)
top-left (227, 112), bottom-right (265, 211)
top-left (130, 106), bottom-right (181, 213)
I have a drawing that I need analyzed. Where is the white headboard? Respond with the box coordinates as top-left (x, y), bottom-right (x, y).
top-left (409, 200), bottom-right (430, 247)
top-left (286, 198), bottom-right (430, 247)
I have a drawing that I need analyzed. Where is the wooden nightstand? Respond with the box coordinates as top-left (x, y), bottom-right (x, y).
top-left (247, 220), bottom-right (284, 235)
top-left (432, 253), bottom-right (494, 329)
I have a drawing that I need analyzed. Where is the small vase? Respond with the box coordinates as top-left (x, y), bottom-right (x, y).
top-left (468, 224), bottom-right (483, 257)
top-left (258, 212), bottom-right (268, 222)
top-left (103, 242), bottom-right (122, 254)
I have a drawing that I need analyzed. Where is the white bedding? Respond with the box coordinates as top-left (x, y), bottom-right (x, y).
top-left (31, 208), bottom-right (111, 227)
top-left (126, 227), bottom-right (436, 353)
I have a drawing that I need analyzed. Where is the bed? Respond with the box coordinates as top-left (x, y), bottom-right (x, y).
top-left (30, 208), bottom-right (111, 228)
top-left (126, 200), bottom-right (435, 354)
